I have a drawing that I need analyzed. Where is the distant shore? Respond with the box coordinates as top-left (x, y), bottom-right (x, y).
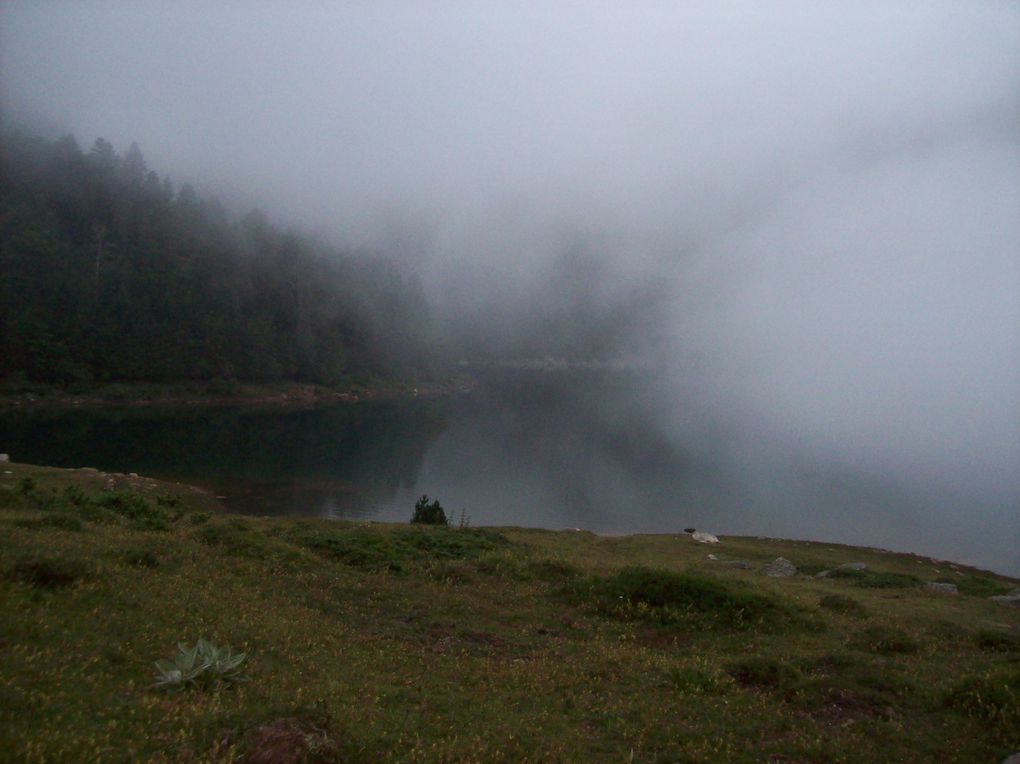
top-left (0, 376), bottom-right (476, 412)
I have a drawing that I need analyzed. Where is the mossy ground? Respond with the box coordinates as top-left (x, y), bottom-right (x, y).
top-left (1, 462), bottom-right (1018, 763)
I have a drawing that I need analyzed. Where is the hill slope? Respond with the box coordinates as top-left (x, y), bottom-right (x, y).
top-left (1, 462), bottom-right (1018, 762)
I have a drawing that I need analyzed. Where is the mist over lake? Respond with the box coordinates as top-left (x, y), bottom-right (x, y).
top-left (2, 369), bottom-right (1015, 576)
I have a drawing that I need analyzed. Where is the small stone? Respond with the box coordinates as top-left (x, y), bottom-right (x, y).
top-left (722, 560), bottom-right (753, 570)
top-left (691, 531), bottom-right (719, 544)
top-left (837, 562), bottom-right (868, 571)
top-left (763, 557), bottom-right (797, 577)
top-left (990, 595), bottom-right (1020, 608)
top-left (0, 453), bottom-right (9, 463)
top-left (925, 582), bottom-right (958, 595)
top-left (1001, 753), bottom-right (1020, 764)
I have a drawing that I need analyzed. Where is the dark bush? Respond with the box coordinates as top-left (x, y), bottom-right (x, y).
top-left (975, 629), bottom-right (1020, 652)
top-left (576, 566), bottom-right (814, 631)
top-left (288, 524), bottom-right (507, 573)
top-left (14, 513), bottom-right (84, 532)
top-left (7, 555), bottom-right (91, 589)
top-left (829, 568), bottom-right (921, 589)
top-left (819, 593), bottom-right (868, 618)
top-left (411, 495), bottom-right (448, 526)
top-left (851, 625), bottom-right (920, 655)
top-left (727, 656), bottom-right (799, 689)
top-left (944, 670), bottom-right (1020, 726)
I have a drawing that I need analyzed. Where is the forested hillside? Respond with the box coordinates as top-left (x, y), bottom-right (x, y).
top-left (0, 128), bottom-right (440, 387)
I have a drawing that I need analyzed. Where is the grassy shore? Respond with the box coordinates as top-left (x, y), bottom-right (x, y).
top-left (1, 462), bottom-right (1017, 763)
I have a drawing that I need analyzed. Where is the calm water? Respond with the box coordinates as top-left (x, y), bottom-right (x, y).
top-left (1, 370), bottom-right (1016, 576)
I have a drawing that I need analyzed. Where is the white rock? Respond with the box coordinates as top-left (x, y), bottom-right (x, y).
top-left (691, 532), bottom-right (719, 544)
top-left (925, 582), bottom-right (958, 595)
top-left (0, 454), bottom-right (9, 463)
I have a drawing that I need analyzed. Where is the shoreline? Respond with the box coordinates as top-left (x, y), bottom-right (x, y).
top-left (1, 460), bottom-right (1016, 582)
top-left (0, 376), bottom-right (476, 412)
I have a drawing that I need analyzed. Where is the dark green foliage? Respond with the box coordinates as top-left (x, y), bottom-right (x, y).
top-left (785, 664), bottom-right (920, 718)
top-left (287, 523), bottom-right (506, 573)
top-left (6, 555), bottom-right (92, 589)
top-left (124, 548), bottom-right (160, 568)
top-left (665, 665), bottom-right (731, 694)
top-left (944, 670), bottom-right (1020, 727)
top-left (14, 513), bottom-right (84, 532)
top-left (975, 629), bottom-right (1020, 652)
top-left (936, 575), bottom-right (1013, 598)
top-left (193, 520), bottom-right (276, 559)
top-left (6, 480), bottom-right (179, 531)
top-left (827, 568), bottom-right (922, 589)
top-left (94, 491), bottom-right (176, 531)
top-left (819, 593), bottom-right (869, 618)
top-left (851, 625), bottom-right (920, 655)
top-left (411, 494), bottom-right (448, 526)
top-left (525, 559), bottom-right (581, 583)
top-left (726, 656), bottom-right (799, 689)
top-left (576, 566), bottom-right (813, 631)
top-left (0, 127), bottom-right (440, 387)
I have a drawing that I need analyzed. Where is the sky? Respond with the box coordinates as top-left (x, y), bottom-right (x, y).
top-left (2, 1), bottom-right (1018, 553)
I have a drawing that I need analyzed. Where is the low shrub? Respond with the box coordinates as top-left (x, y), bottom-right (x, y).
top-left (525, 559), bottom-right (581, 583)
top-left (95, 491), bottom-right (176, 531)
top-left (937, 575), bottom-right (1013, 598)
top-left (287, 524), bottom-right (508, 573)
top-left (944, 669), bottom-right (1020, 727)
top-left (666, 663), bottom-right (733, 694)
top-left (851, 625), bottom-right (920, 655)
top-left (829, 568), bottom-right (921, 589)
top-left (975, 629), bottom-right (1020, 652)
top-left (575, 566), bottom-right (814, 631)
top-left (6, 555), bottom-right (92, 589)
top-left (124, 548), bottom-right (160, 568)
top-left (727, 656), bottom-right (799, 689)
top-left (819, 593), bottom-right (868, 618)
top-left (194, 521), bottom-right (277, 559)
top-left (14, 513), bottom-right (84, 532)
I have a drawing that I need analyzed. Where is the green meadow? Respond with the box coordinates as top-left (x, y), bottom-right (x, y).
top-left (1, 462), bottom-right (1017, 763)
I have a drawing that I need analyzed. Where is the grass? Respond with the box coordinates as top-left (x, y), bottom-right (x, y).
top-left (0, 462), bottom-right (1019, 762)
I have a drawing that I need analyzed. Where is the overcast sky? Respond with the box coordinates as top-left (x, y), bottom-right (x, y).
top-left (2, 1), bottom-right (1018, 521)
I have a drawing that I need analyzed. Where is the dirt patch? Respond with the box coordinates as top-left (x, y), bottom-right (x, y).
top-left (242, 717), bottom-right (338, 764)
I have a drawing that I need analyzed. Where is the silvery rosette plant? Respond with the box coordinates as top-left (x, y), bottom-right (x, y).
top-left (154, 638), bottom-right (247, 691)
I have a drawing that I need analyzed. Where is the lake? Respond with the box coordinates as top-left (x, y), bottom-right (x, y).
top-left (1, 369), bottom-right (1016, 576)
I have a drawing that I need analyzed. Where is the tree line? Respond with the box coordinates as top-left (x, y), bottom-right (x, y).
top-left (0, 128), bottom-right (440, 387)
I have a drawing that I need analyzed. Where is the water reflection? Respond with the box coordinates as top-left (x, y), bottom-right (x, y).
top-left (0, 370), bottom-right (1016, 575)
top-left (0, 401), bottom-right (447, 517)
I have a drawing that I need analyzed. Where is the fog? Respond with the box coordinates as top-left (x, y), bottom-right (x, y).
top-left (3, 2), bottom-right (1018, 563)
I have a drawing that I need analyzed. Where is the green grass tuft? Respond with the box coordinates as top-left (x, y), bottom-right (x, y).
top-left (575, 565), bottom-right (815, 631)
